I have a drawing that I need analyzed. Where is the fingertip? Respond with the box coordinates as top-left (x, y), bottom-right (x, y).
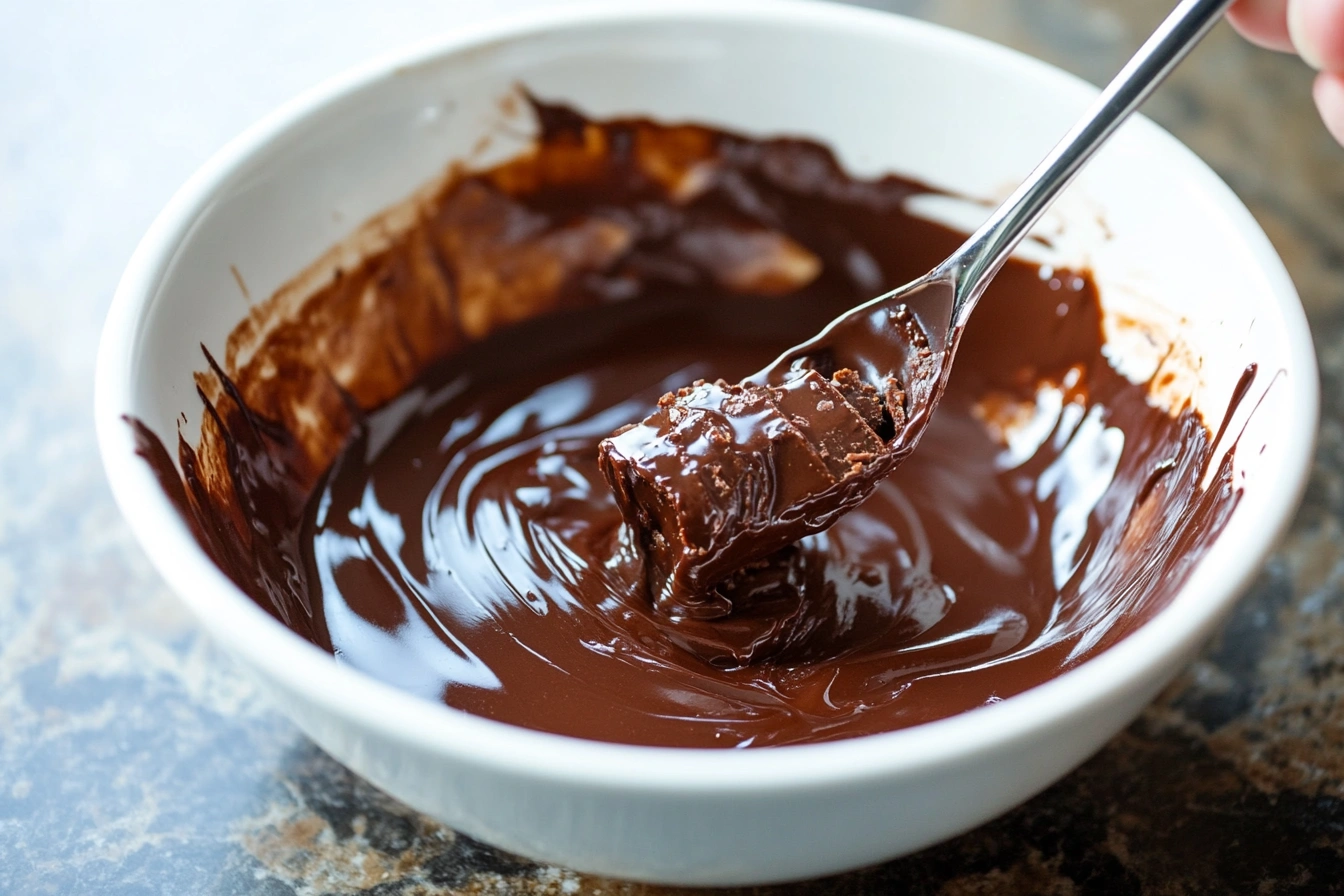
top-left (1313, 71), bottom-right (1344, 145)
top-left (1229, 0), bottom-right (1296, 51)
top-left (1289, 0), bottom-right (1344, 71)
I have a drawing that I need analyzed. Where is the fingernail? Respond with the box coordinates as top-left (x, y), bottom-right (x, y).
top-left (1289, 0), bottom-right (1325, 69)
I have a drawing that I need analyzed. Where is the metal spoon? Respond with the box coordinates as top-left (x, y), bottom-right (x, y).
top-left (599, 0), bottom-right (1238, 608)
top-left (751, 0), bottom-right (1235, 462)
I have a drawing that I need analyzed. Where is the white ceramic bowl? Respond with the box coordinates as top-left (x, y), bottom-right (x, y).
top-left (95, 0), bottom-right (1317, 885)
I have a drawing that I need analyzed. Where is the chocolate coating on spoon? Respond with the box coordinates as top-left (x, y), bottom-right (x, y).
top-left (599, 341), bottom-right (920, 617)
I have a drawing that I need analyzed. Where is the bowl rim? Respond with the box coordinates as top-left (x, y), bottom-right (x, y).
top-left (95, 0), bottom-right (1319, 793)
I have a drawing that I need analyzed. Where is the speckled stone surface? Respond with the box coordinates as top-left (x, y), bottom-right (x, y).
top-left (3, 0), bottom-right (1342, 893)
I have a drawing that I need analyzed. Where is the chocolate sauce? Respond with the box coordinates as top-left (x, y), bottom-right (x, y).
top-left (129, 99), bottom-right (1243, 748)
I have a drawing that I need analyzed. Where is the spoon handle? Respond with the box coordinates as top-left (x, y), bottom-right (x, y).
top-left (940, 0), bottom-right (1236, 327)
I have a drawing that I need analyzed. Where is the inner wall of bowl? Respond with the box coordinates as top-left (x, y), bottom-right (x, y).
top-left (132, 12), bottom-right (1290, 590)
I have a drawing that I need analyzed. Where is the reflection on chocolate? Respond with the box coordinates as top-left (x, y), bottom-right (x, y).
top-left (598, 341), bottom-right (921, 619)
top-left (129, 98), bottom-right (1244, 748)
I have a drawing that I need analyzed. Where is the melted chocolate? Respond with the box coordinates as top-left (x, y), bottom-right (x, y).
top-left (129, 99), bottom-right (1243, 748)
top-left (598, 336), bottom-right (922, 619)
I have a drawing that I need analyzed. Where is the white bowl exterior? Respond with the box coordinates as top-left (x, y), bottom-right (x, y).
top-left (247, 622), bottom-right (1191, 882)
top-left (95, 0), bottom-right (1317, 885)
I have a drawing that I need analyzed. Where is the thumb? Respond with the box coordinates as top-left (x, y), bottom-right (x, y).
top-left (1289, 0), bottom-right (1344, 70)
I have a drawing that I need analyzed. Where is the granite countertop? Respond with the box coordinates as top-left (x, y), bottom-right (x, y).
top-left (3, 0), bottom-right (1342, 892)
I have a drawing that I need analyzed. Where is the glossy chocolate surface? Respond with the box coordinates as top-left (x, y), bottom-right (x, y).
top-left (598, 333), bottom-right (925, 619)
top-left (131, 100), bottom-right (1241, 748)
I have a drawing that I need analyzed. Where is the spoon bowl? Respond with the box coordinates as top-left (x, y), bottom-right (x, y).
top-left (756, 0), bottom-right (1236, 489)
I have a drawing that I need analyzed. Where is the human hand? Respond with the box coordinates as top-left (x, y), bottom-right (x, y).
top-left (1229, 0), bottom-right (1344, 144)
